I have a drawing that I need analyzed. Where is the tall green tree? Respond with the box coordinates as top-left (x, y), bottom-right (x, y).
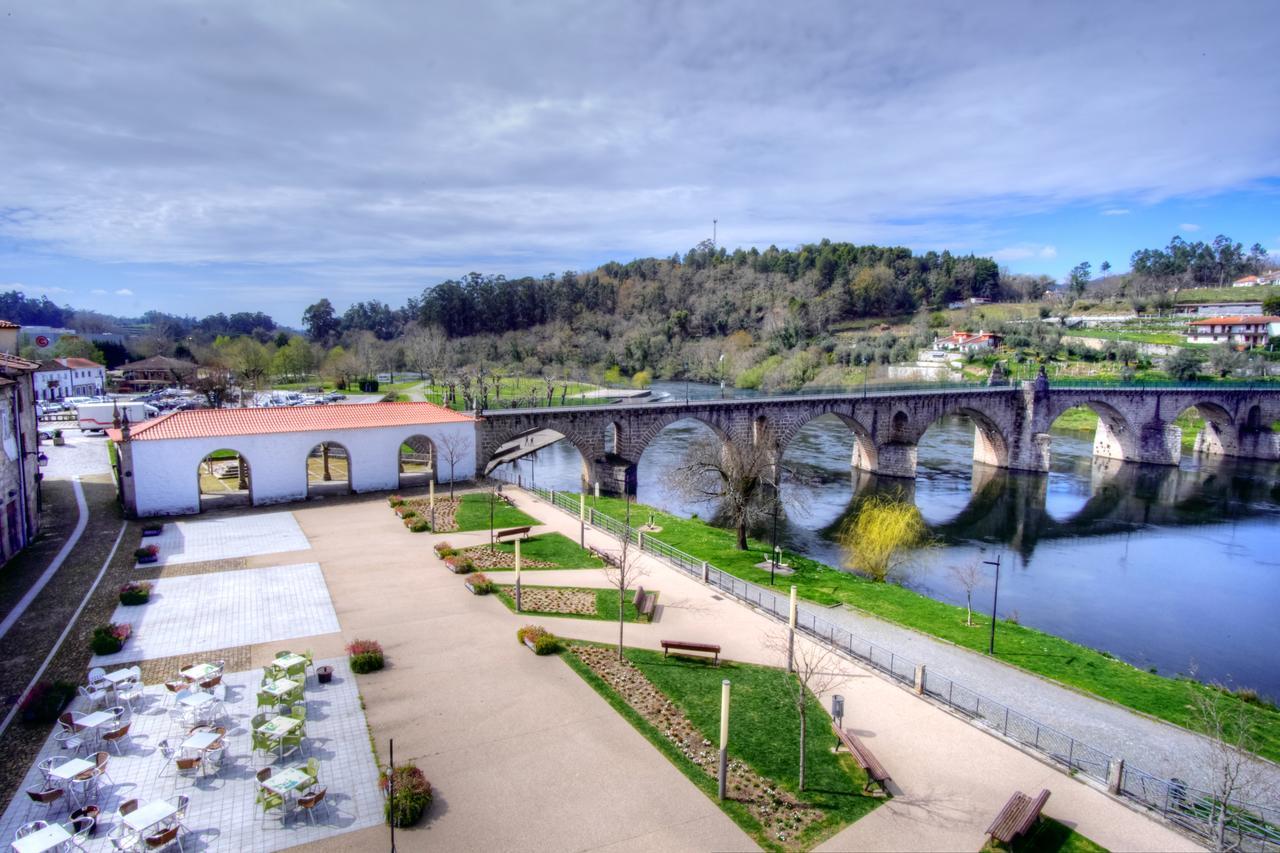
top-left (302, 298), bottom-right (340, 342)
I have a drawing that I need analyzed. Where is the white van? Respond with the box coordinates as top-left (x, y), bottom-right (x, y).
top-left (75, 402), bottom-right (160, 433)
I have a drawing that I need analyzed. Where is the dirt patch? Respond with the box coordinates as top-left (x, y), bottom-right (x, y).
top-left (136, 556), bottom-right (250, 580)
top-left (457, 547), bottom-right (554, 570)
top-left (570, 644), bottom-right (824, 847)
top-left (135, 645), bottom-right (253, 687)
top-left (516, 588), bottom-right (597, 615)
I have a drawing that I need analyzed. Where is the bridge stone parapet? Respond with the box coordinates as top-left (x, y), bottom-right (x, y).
top-left (477, 384), bottom-right (1280, 494)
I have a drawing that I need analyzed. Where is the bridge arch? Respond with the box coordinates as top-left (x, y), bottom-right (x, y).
top-left (629, 412), bottom-right (733, 460)
top-left (1044, 399), bottom-right (1140, 464)
top-left (778, 411), bottom-right (878, 472)
top-left (915, 405), bottom-right (1013, 470)
top-left (1167, 400), bottom-right (1237, 457)
top-left (483, 424), bottom-right (598, 490)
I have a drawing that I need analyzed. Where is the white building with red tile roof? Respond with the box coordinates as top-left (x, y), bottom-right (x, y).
top-left (933, 330), bottom-right (1003, 352)
top-left (111, 401), bottom-right (477, 516)
top-left (1186, 316), bottom-right (1280, 348)
top-left (1232, 271), bottom-right (1280, 287)
top-left (33, 356), bottom-right (106, 400)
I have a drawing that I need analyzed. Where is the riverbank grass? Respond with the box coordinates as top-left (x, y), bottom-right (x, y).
top-left (563, 644), bottom-right (880, 851)
top-left (453, 492), bottom-right (538, 531)
top-left (578, 494), bottom-right (1280, 763)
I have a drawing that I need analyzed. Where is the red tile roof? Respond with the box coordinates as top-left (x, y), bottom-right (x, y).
top-left (0, 320), bottom-right (19, 329)
top-left (0, 352), bottom-right (40, 371)
top-left (57, 357), bottom-right (104, 369)
top-left (115, 401), bottom-right (474, 441)
top-left (1188, 316), bottom-right (1280, 326)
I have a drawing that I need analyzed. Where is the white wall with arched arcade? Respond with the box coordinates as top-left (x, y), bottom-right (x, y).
top-left (123, 421), bottom-right (476, 517)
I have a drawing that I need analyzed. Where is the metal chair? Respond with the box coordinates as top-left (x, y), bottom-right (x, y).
top-left (15, 821), bottom-right (49, 838)
top-left (24, 785), bottom-right (65, 820)
top-left (66, 815), bottom-right (95, 852)
top-left (108, 825), bottom-right (141, 852)
top-left (144, 824), bottom-right (182, 852)
top-left (103, 721), bottom-right (132, 755)
top-left (297, 787), bottom-right (328, 825)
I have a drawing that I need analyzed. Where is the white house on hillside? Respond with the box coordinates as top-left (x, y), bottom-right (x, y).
top-left (1233, 271), bottom-right (1280, 287)
top-left (34, 357), bottom-right (106, 400)
top-left (1186, 316), bottom-right (1280, 348)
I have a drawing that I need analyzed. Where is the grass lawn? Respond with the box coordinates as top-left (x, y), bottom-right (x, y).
top-left (453, 492), bottom-right (539, 531)
top-left (577, 494), bottom-right (1280, 763)
top-left (564, 645), bottom-right (880, 851)
top-left (483, 532), bottom-right (604, 569)
top-left (493, 585), bottom-right (643, 621)
top-left (1059, 327), bottom-right (1185, 346)
top-left (981, 817), bottom-right (1108, 853)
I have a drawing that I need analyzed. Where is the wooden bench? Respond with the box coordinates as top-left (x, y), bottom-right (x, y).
top-left (495, 526), bottom-right (531, 542)
top-left (986, 788), bottom-right (1050, 845)
top-left (831, 724), bottom-right (891, 795)
top-left (661, 639), bottom-right (720, 665)
top-left (633, 586), bottom-right (657, 622)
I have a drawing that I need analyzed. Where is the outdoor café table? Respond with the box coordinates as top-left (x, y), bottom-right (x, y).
top-left (10, 822), bottom-right (70, 853)
top-left (48, 757), bottom-right (95, 783)
top-left (103, 668), bottom-right (135, 686)
top-left (76, 710), bottom-right (115, 730)
top-left (273, 652), bottom-right (307, 669)
top-left (180, 663), bottom-right (219, 682)
top-left (258, 715), bottom-right (301, 755)
top-left (262, 766), bottom-right (312, 797)
top-left (261, 677), bottom-right (299, 698)
top-left (178, 691), bottom-right (214, 710)
top-left (181, 731), bottom-right (221, 752)
top-left (123, 800), bottom-right (177, 833)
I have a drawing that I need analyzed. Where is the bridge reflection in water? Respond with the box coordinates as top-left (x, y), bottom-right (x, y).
top-left (492, 412), bottom-right (1280, 698)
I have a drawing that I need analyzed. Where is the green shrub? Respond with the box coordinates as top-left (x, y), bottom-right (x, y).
top-left (516, 624), bottom-right (545, 645)
top-left (382, 763), bottom-right (432, 826)
top-left (533, 634), bottom-right (561, 655)
top-left (467, 573), bottom-right (493, 595)
top-left (134, 544), bottom-right (159, 561)
top-left (389, 495), bottom-right (405, 507)
top-left (433, 542), bottom-right (454, 557)
top-left (91, 623), bottom-right (131, 655)
top-left (118, 581), bottom-right (152, 606)
top-left (408, 519), bottom-right (431, 533)
top-left (347, 638), bottom-right (385, 674)
top-left (444, 555), bottom-right (474, 573)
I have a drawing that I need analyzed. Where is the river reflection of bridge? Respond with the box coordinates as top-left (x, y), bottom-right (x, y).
top-left (814, 455), bottom-right (1280, 560)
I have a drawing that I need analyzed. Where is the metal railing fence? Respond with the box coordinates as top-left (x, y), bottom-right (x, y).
top-left (493, 473), bottom-right (1280, 851)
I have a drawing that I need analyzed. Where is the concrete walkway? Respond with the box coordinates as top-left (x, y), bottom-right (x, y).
top-left (290, 497), bottom-right (753, 852)
top-left (291, 489), bottom-right (1199, 852)
top-left (541, 491), bottom-right (1280, 808)
top-left (490, 487), bottom-right (1201, 852)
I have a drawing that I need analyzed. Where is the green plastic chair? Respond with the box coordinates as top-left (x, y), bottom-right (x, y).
top-left (280, 731), bottom-right (304, 758)
top-left (251, 729), bottom-right (274, 757)
top-left (285, 661), bottom-right (306, 680)
top-left (305, 757), bottom-right (319, 781)
top-left (290, 703), bottom-right (307, 721)
top-left (256, 692), bottom-right (276, 710)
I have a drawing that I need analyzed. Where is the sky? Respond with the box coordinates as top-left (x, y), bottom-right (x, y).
top-left (1, 0), bottom-right (1279, 326)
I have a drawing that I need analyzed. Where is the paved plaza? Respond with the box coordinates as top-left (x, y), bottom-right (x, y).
top-left (0, 661), bottom-right (382, 852)
top-left (92, 564), bottom-right (340, 667)
top-left (139, 513), bottom-right (311, 567)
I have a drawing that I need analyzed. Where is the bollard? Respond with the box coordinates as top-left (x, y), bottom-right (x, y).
top-left (718, 679), bottom-right (731, 800)
top-left (787, 585), bottom-right (797, 672)
top-left (638, 531), bottom-right (645, 551)
top-left (515, 539), bottom-right (522, 612)
top-left (701, 561), bottom-right (709, 583)
top-left (1107, 758), bottom-right (1124, 794)
top-left (429, 478), bottom-right (435, 509)
top-left (579, 493), bottom-right (586, 521)
top-left (914, 664), bottom-right (926, 695)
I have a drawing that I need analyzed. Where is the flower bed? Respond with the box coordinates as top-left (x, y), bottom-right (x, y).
top-left (348, 638), bottom-right (385, 674)
top-left (118, 581), bottom-right (152, 606)
top-left (465, 573), bottom-right (493, 595)
top-left (91, 623), bottom-right (132, 655)
top-left (134, 544), bottom-right (159, 564)
top-left (381, 763), bottom-right (432, 826)
top-left (569, 644), bottom-right (826, 844)
top-left (141, 522), bottom-right (164, 537)
top-left (443, 555), bottom-right (475, 574)
top-left (515, 587), bottom-right (597, 615)
top-left (394, 496), bottom-right (459, 532)
top-left (455, 546), bottom-right (556, 570)
top-left (516, 624), bottom-right (561, 655)
top-left (433, 541), bottom-right (454, 557)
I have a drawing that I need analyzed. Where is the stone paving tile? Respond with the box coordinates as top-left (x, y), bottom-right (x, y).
top-left (0, 660), bottom-right (382, 852)
top-left (92, 565), bottom-right (340, 667)
top-left (141, 513), bottom-right (310, 567)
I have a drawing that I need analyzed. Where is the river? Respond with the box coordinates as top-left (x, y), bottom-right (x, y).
top-left (493, 380), bottom-right (1280, 699)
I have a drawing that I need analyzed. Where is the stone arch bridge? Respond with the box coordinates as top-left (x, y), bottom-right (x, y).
top-left (476, 383), bottom-right (1280, 494)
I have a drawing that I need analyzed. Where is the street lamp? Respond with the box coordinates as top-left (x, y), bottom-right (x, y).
top-left (985, 554), bottom-right (1002, 655)
top-left (769, 458), bottom-right (781, 586)
top-left (718, 353), bottom-right (726, 399)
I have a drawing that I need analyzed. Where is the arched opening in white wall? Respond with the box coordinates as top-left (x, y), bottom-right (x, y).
top-left (197, 449), bottom-right (253, 509)
top-left (399, 435), bottom-right (437, 489)
top-left (307, 441), bottom-right (352, 496)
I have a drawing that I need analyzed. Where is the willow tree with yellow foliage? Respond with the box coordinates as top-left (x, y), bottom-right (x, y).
top-left (840, 494), bottom-right (930, 581)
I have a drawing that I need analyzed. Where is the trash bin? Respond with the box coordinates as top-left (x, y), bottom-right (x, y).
top-left (317, 665), bottom-right (333, 684)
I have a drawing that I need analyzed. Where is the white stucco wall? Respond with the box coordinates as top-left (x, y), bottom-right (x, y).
top-left (126, 420), bottom-right (476, 517)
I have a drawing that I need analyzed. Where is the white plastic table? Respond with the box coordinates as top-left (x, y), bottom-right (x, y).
top-left (178, 691), bottom-right (214, 709)
top-left (10, 823), bottom-right (70, 853)
top-left (181, 731), bottom-right (221, 751)
top-left (181, 663), bottom-right (218, 681)
top-left (262, 766), bottom-right (312, 795)
top-left (123, 800), bottom-right (177, 833)
top-left (103, 668), bottom-right (135, 685)
top-left (49, 757), bottom-right (95, 781)
top-left (271, 653), bottom-right (307, 671)
top-left (261, 677), bottom-right (299, 698)
top-left (75, 710), bottom-right (115, 730)
top-left (258, 715), bottom-right (301, 738)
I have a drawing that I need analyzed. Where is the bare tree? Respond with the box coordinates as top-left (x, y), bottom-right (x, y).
top-left (948, 560), bottom-right (984, 627)
top-left (764, 630), bottom-right (840, 791)
top-left (672, 436), bottom-right (773, 550)
top-left (1187, 668), bottom-right (1271, 852)
top-left (435, 431), bottom-right (469, 499)
top-left (402, 323), bottom-right (446, 381)
top-left (602, 524), bottom-right (648, 662)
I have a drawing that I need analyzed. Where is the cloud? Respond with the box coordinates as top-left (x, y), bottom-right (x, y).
top-left (1180, 223), bottom-right (1201, 232)
top-left (113, 288), bottom-right (134, 296)
top-left (1101, 208), bottom-right (1130, 216)
top-left (0, 1), bottom-right (1276, 318)
top-left (992, 244), bottom-right (1057, 262)
top-left (3, 282), bottom-right (71, 295)
top-left (91, 289), bottom-right (107, 295)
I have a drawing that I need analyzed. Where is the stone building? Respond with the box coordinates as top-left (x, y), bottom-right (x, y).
top-left (0, 321), bottom-right (43, 564)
